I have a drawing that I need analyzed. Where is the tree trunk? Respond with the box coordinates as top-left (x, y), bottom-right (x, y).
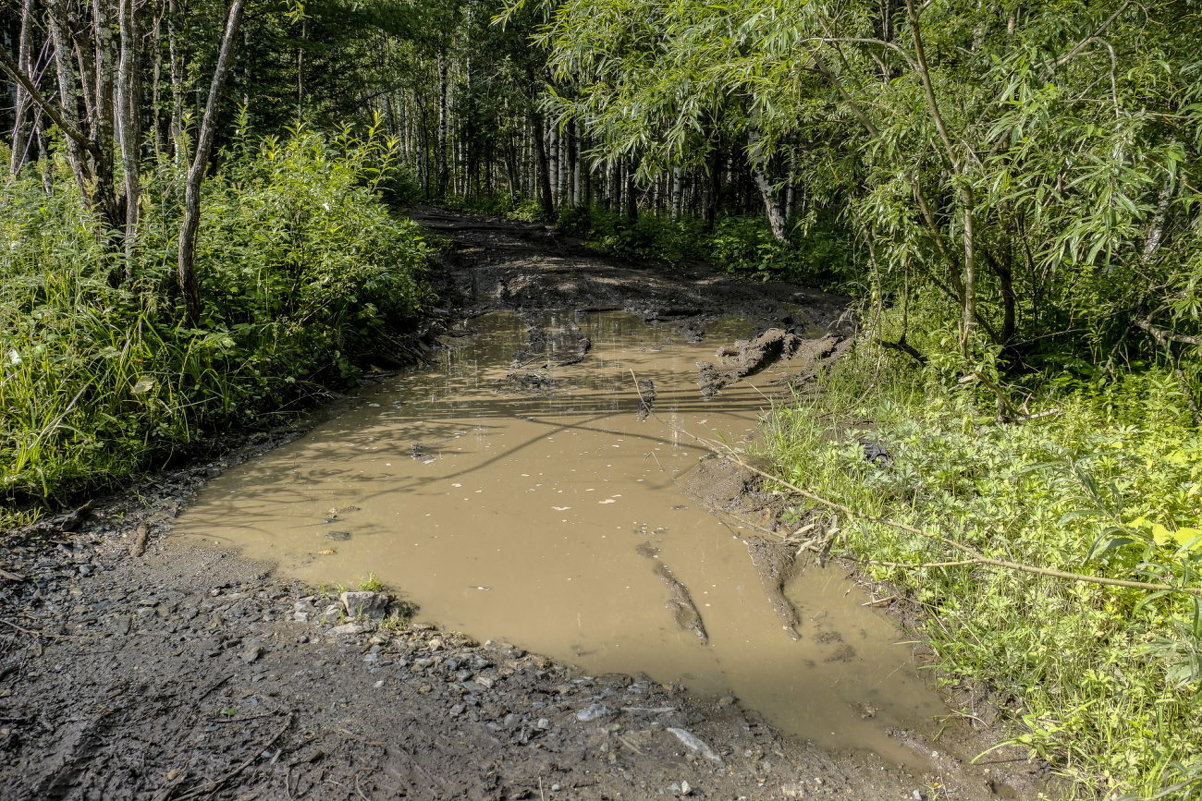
top-left (8, 0), bottom-right (35, 175)
top-left (436, 52), bottom-right (449, 197)
top-left (116, 0), bottom-right (143, 281)
top-left (528, 109), bottom-right (554, 220)
top-left (753, 170), bottom-right (788, 242)
top-left (625, 157), bottom-right (638, 222)
top-left (177, 0), bottom-right (248, 326)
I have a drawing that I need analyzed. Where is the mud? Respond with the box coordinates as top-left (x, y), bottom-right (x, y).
top-left (635, 542), bottom-right (709, 644)
top-left (0, 208), bottom-right (1054, 800)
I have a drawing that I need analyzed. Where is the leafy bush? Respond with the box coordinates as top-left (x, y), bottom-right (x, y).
top-left (762, 336), bottom-right (1202, 797)
top-left (0, 127), bottom-right (429, 508)
top-left (556, 205), bottom-right (852, 284)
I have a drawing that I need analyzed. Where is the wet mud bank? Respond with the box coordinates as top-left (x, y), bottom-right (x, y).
top-left (1, 209), bottom-right (1052, 800)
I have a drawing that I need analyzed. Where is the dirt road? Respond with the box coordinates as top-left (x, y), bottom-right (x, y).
top-left (0, 209), bottom-right (1049, 800)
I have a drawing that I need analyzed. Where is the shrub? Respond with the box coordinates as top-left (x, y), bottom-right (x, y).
top-left (0, 127), bottom-right (429, 508)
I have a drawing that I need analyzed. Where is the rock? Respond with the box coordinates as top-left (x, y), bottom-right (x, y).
top-left (340, 590), bottom-right (390, 620)
top-left (327, 622), bottom-right (367, 637)
top-left (240, 644), bottom-right (262, 663)
top-left (781, 783), bottom-right (808, 799)
top-left (861, 441), bottom-right (893, 467)
top-left (575, 703), bottom-right (614, 722)
top-left (325, 531), bottom-right (352, 541)
top-left (535, 717), bottom-right (550, 730)
top-left (681, 780), bottom-right (692, 796)
top-left (666, 727), bottom-right (723, 765)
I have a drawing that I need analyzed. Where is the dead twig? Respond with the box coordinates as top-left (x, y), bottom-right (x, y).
top-left (861, 595), bottom-right (899, 607)
top-left (0, 617), bottom-right (73, 639)
top-left (0, 619), bottom-right (39, 636)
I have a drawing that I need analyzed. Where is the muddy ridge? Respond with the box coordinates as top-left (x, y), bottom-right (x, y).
top-left (0, 209), bottom-right (1052, 801)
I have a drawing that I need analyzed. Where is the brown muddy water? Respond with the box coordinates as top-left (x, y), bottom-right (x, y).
top-left (174, 312), bottom-right (944, 770)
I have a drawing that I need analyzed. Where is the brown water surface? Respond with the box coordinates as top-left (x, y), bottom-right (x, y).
top-left (174, 312), bottom-right (943, 768)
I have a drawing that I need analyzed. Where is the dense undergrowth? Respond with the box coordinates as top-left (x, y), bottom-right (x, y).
top-left (761, 310), bottom-right (1202, 799)
top-left (438, 192), bottom-right (853, 285)
top-left (1, 128), bottom-right (429, 521)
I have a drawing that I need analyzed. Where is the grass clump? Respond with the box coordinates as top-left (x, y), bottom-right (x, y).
top-left (1, 126), bottom-right (429, 513)
top-left (762, 336), bottom-right (1202, 798)
top-left (358, 573), bottom-right (385, 593)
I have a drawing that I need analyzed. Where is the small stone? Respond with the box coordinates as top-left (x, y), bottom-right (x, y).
top-left (575, 703), bottom-right (613, 722)
top-left (327, 622), bottom-right (367, 637)
top-left (325, 531), bottom-right (352, 541)
top-left (374, 680), bottom-right (384, 688)
top-left (474, 675), bottom-right (495, 689)
top-left (449, 704), bottom-right (465, 717)
top-left (240, 644), bottom-right (262, 663)
top-left (428, 637), bottom-right (444, 651)
top-left (535, 717), bottom-right (550, 730)
top-left (680, 780), bottom-right (692, 796)
top-left (340, 591), bottom-right (390, 620)
top-left (781, 783), bottom-right (808, 799)
top-left (665, 728), bottom-right (723, 765)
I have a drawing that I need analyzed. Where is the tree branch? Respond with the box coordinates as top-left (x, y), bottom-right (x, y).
top-left (1136, 318), bottom-right (1202, 347)
top-left (0, 44), bottom-right (96, 155)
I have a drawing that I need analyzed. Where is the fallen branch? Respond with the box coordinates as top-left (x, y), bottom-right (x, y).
top-left (0, 618), bottom-right (74, 639)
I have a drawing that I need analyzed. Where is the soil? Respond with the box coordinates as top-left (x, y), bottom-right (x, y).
top-left (0, 208), bottom-right (1053, 800)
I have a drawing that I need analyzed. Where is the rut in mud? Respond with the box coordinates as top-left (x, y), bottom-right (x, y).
top-left (0, 209), bottom-right (1051, 801)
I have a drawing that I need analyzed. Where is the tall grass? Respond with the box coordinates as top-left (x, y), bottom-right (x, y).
top-left (761, 324), bottom-right (1202, 798)
top-left (1, 127), bottom-right (429, 515)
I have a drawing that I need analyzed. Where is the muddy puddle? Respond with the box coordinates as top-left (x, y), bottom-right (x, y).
top-left (174, 312), bottom-right (945, 770)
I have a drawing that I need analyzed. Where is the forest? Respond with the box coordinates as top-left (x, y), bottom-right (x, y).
top-left (2, 0), bottom-right (1201, 798)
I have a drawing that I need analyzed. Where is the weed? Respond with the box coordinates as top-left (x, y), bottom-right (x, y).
top-left (761, 329), bottom-right (1202, 797)
top-left (358, 573), bottom-right (384, 593)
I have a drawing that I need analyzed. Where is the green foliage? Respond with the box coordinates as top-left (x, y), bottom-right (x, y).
top-left (530, 0), bottom-right (1202, 365)
top-left (762, 326), bottom-right (1202, 797)
top-left (0, 127), bottom-right (429, 506)
top-left (358, 573), bottom-right (385, 592)
top-left (708, 216), bottom-right (853, 284)
top-left (555, 205), bottom-right (852, 283)
top-left (572, 208), bottom-right (707, 264)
